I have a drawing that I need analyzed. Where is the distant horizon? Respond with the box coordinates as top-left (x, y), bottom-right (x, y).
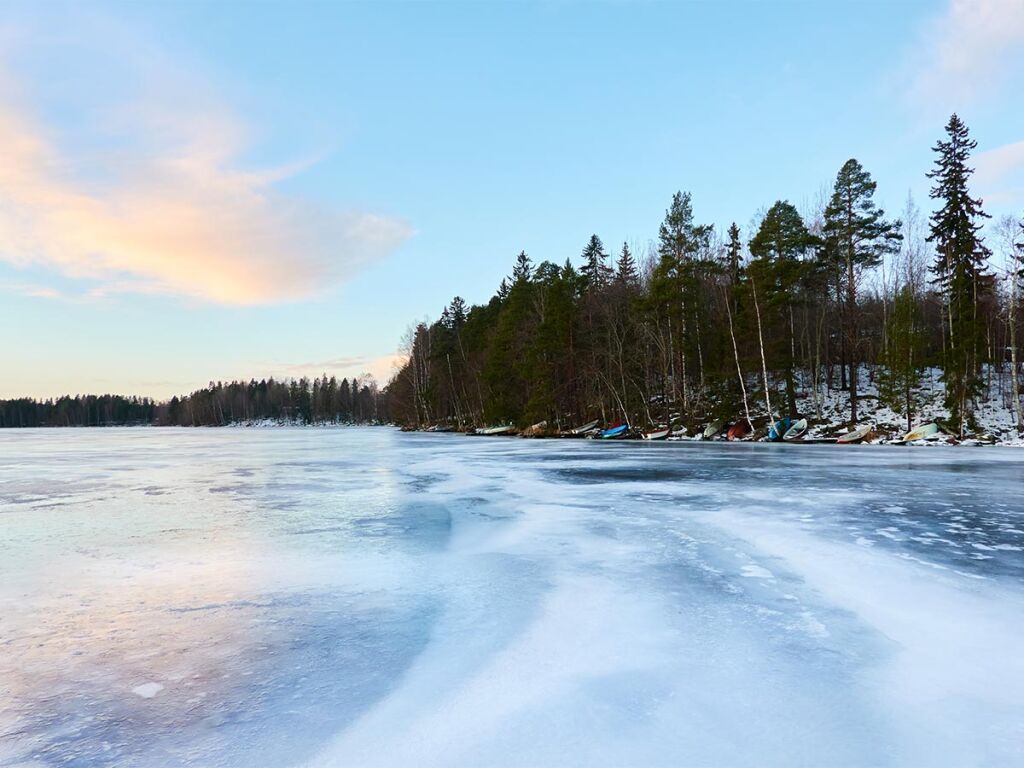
top-left (3, 0), bottom-right (1023, 399)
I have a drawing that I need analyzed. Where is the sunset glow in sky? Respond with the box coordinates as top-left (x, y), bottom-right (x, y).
top-left (2, 0), bottom-right (1023, 398)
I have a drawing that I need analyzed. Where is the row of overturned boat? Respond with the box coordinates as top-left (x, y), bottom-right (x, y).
top-left (422, 418), bottom-right (960, 444)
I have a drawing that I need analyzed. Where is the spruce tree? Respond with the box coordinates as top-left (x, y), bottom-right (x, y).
top-left (497, 277), bottom-right (511, 300)
top-left (726, 223), bottom-right (742, 286)
top-left (512, 251), bottom-right (533, 284)
top-left (822, 158), bottom-right (902, 423)
top-left (615, 242), bottom-right (638, 286)
top-left (926, 114), bottom-right (991, 434)
top-left (580, 235), bottom-right (611, 288)
top-left (652, 191), bottom-right (712, 412)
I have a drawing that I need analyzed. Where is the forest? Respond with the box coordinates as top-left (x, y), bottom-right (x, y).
top-left (0, 376), bottom-right (382, 427)
top-left (385, 115), bottom-right (1024, 438)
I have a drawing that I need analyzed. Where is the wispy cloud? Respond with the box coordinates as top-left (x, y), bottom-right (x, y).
top-left (973, 139), bottom-right (1024, 208)
top-left (908, 0), bottom-right (1024, 106)
top-left (270, 354), bottom-right (406, 384)
top-left (0, 22), bottom-right (411, 305)
top-left (0, 281), bottom-right (65, 300)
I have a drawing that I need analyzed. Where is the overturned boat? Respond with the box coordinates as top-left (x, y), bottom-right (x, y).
top-left (474, 424), bottom-right (517, 436)
top-left (836, 424), bottom-right (872, 444)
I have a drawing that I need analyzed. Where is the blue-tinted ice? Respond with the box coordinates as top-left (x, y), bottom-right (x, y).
top-left (1, 429), bottom-right (1022, 766)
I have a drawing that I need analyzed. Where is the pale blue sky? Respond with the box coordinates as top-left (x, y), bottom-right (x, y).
top-left (2, 0), bottom-right (1023, 398)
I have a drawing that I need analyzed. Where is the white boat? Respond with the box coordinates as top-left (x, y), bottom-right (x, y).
top-left (569, 419), bottom-right (599, 435)
top-left (836, 424), bottom-right (873, 444)
top-left (903, 423), bottom-right (939, 442)
top-left (783, 418), bottom-right (808, 440)
top-left (703, 419), bottom-right (725, 439)
top-left (642, 428), bottom-right (671, 441)
top-left (475, 424), bottom-right (516, 436)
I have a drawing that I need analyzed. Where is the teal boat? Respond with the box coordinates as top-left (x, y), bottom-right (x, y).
top-left (767, 417), bottom-right (792, 441)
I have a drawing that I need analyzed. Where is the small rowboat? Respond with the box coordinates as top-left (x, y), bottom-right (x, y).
top-left (599, 424), bottom-right (629, 439)
top-left (903, 423), bottom-right (939, 442)
top-left (569, 419), bottom-right (599, 435)
top-left (836, 424), bottom-right (872, 444)
top-left (703, 418), bottom-right (725, 439)
top-left (767, 417), bottom-right (792, 442)
top-left (782, 418), bottom-right (808, 440)
top-left (670, 426), bottom-right (687, 437)
top-left (726, 419), bottom-right (751, 441)
top-left (642, 428), bottom-right (671, 441)
top-left (475, 424), bottom-right (516, 436)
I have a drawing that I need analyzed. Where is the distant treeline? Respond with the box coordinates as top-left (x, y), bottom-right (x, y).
top-left (0, 395), bottom-right (158, 428)
top-left (0, 376), bottom-right (384, 428)
top-left (385, 114), bottom-right (1024, 437)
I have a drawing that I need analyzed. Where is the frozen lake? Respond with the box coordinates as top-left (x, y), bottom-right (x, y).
top-left (1, 428), bottom-right (1023, 767)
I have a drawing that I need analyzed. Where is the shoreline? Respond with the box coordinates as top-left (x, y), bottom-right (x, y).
top-left (4, 421), bottom-right (1021, 447)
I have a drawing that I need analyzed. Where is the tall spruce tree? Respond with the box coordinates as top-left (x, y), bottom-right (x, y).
top-left (580, 235), bottom-right (611, 288)
top-left (926, 114), bottom-right (991, 434)
top-left (725, 223), bottom-right (742, 286)
top-left (822, 158), bottom-right (902, 423)
top-left (615, 242), bottom-right (638, 286)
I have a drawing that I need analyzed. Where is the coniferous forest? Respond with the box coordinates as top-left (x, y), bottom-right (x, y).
top-left (385, 115), bottom-right (1024, 438)
top-left (0, 376), bottom-right (382, 427)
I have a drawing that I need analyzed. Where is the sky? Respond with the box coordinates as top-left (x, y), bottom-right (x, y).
top-left (1, 0), bottom-right (1023, 400)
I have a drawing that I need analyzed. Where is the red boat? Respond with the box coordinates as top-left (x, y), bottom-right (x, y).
top-left (726, 419), bottom-right (752, 441)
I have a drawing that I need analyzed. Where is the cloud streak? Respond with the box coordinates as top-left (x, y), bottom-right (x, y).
top-left (909, 0), bottom-right (1024, 106)
top-left (272, 354), bottom-right (406, 384)
top-left (973, 139), bottom-right (1024, 208)
top-left (0, 34), bottom-right (411, 305)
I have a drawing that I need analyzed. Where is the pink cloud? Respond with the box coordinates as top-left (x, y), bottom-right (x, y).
top-left (0, 61), bottom-right (411, 305)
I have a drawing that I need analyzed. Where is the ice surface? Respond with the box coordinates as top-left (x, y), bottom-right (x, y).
top-left (1, 428), bottom-right (1023, 767)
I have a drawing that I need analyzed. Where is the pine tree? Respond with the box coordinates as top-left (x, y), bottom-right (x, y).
top-left (926, 114), bottom-right (991, 434)
top-left (748, 200), bottom-right (817, 417)
top-left (822, 158), bottom-right (902, 423)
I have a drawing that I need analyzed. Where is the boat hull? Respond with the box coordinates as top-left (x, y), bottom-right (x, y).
top-left (836, 424), bottom-right (872, 444)
top-left (903, 423), bottom-right (939, 442)
top-left (782, 419), bottom-right (808, 440)
top-left (642, 429), bottom-right (670, 441)
top-left (703, 419), bottom-right (725, 439)
top-left (726, 420), bottom-right (751, 441)
top-left (767, 418), bottom-right (792, 441)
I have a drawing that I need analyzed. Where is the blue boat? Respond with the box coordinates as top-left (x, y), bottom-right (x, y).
top-left (599, 424), bottom-right (629, 439)
top-left (767, 417), bottom-right (792, 442)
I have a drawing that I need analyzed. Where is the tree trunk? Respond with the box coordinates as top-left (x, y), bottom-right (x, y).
top-left (750, 275), bottom-right (773, 419)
